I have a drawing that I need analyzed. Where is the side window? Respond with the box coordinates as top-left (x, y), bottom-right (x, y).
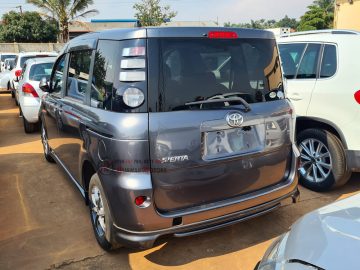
top-left (279, 43), bottom-right (307, 79)
top-left (66, 50), bottom-right (92, 102)
top-left (296, 44), bottom-right (321, 79)
top-left (320, 44), bottom-right (337, 78)
top-left (50, 54), bottom-right (66, 94)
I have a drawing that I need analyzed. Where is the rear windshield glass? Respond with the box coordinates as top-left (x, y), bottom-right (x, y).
top-left (159, 38), bottom-right (283, 111)
top-left (1, 55), bottom-right (16, 61)
top-left (29, 62), bottom-right (54, 81)
top-left (20, 55), bottom-right (51, 67)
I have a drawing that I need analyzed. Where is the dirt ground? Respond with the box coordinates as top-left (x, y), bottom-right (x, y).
top-left (0, 93), bottom-right (359, 270)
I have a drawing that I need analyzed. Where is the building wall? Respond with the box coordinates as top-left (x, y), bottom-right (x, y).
top-left (334, 0), bottom-right (360, 30)
top-left (0, 43), bottom-right (64, 53)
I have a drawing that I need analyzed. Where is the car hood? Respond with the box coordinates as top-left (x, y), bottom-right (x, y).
top-left (284, 193), bottom-right (360, 270)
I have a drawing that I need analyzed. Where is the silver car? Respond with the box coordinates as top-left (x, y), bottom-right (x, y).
top-left (257, 193), bottom-right (360, 270)
top-left (39, 27), bottom-right (299, 250)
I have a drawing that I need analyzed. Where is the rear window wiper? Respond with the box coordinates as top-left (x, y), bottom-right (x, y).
top-left (185, 97), bottom-right (251, 112)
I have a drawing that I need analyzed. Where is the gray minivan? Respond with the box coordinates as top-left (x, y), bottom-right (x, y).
top-left (39, 27), bottom-right (299, 250)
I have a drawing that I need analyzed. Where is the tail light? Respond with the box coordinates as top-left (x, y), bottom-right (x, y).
top-left (15, 69), bottom-right (22, 77)
top-left (22, 83), bottom-right (39, 98)
top-left (355, 90), bottom-right (360, 104)
top-left (208, 31), bottom-right (238, 39)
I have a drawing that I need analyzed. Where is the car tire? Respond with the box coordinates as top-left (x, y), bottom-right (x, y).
top-left (40, 122), bottom-right (55, 163)
top-left (297, 129), bottom-right (351, 191)
top-left (11, 89), bottom-right (15, 98)
top-left (23, 116), bottom-right (37, 133)
top-left (88, 174), bottom-right (121, 251)
top-left (14, 95), bottom-right (18, 106)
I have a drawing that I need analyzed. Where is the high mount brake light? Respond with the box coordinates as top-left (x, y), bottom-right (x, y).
top-left (208, 31), bottom-right (238, 39)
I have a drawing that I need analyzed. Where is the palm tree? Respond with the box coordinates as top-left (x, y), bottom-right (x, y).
top-left (314, 0), bottom-right (335, 14)
top-left (26, 0), bottom-right (98, 43)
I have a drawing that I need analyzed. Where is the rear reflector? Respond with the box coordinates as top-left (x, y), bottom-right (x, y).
top-left (119, 71), bottom-right (146, 82)
top-left (122, 47), bottom-right (146, 57)
top-left (121, 59), bottom-right (146, 69)
top-left (22, 83), bottom-right (38, 97)
top-left (15, 69), bottom-right (22, 77)
top-left (355, 90), bottom-right (360, 104)
top-left (208, 31), bottom-right (238, 39)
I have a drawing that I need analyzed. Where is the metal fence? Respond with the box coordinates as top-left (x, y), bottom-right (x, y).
top-left (0, 43), bottom-right (64, 53)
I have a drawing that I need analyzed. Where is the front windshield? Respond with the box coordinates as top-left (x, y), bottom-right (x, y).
top-left (159, 38), bottom-right (283, 111)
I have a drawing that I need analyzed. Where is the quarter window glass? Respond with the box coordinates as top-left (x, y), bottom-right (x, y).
top-left (51, 55), bottom-right (66, 94)
top-left (320, 45), bottom-right (337, 78)
top-left (66, 50), bottom-right (92, 102)
top-left (296, 44), bottom-right (321, 79)
top-left (91, 39), bottom-right (147, 112)
top-left (279, 43), bottom-right (307, 79)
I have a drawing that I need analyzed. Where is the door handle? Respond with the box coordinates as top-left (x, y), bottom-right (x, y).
top-left (287, 93), bottom-right (303, 101)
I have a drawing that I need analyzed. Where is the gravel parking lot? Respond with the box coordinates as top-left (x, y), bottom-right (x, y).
top-left (1, 92), bottom-right (359, 270)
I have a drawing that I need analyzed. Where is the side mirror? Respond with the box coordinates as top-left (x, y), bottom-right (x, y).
top-left (39, 77), bottom-right (50, 92)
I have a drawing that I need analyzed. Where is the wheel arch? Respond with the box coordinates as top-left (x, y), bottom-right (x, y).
top-left (296, 117), bottom-right (348, 149)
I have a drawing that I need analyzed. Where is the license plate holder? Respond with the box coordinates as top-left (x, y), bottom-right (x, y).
top-left (202, 126), bottom-right (263, 160)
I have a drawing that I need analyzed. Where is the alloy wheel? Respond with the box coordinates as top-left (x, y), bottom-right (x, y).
top-left (299, 138), bottom-right (332, 183)
top-left (41, 125), bottom-right (50, 155)
top-left (90, 186), bottom-right (106, 237)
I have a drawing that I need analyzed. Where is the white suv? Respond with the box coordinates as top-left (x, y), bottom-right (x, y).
top-left (278, 30), bottom-right (360, 191)
top-left (10, 52), bottom-right (57, 103)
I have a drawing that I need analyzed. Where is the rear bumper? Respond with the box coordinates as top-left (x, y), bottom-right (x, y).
top-left (346, 150), bottom-right (360, 172)
top-left (112, 187), bottom-right (299, 249)
top-left (102, 150), bottom-right (299, 249)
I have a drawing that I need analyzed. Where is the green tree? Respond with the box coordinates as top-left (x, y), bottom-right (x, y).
top-left (0, 11), bottom-right (58, 42)
top-left (276, 15), bottom-right (299, 29)
top-left (297, 0), bottom-right (335, 31)
top-left (133, 0), bottom-right (177, 27)
top-left (224, 16), bottom-right (299, 30)
top-left (26, 0), bottom-right (98, 43)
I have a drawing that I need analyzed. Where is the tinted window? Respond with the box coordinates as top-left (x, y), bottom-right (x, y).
top-left (1, 54), bottom-right (16, 61)
top-left (50, 55), bottom-right (66, 94)
top-left (20, 55), bottom-right (54, 67)
top-left (320, 45), bottom-right (337, 78)
top-left (66, 50), bottom-right (92, 102)
top-left (279, 43), bottom-right (307, 79)
top-left (159, 38), bottom-right (283, 111)
top-left (91, 39), bottom-right (147, 112)
top-left (29, 62), bottom-right (54, 81)
top-left (296, 44), bottom-right (321, 79)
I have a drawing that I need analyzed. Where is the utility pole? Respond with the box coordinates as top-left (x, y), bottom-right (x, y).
top-left (16, 5), bottom-right (23, 14)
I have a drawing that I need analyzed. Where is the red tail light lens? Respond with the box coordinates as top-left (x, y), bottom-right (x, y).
top-left (208, 31), bottom-right (238, 39)
top-left (22, 83), bottom-right (39, 97)
top-left (15, 69), bottom-right (22, 77)
top-left (355, 90), bottom-right (360, 104)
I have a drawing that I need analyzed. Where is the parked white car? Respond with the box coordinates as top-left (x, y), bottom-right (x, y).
top-left (278, 30), bottom-right (360, 191)
top-left (10, 52), bottom-right (57, 102)
top-left (0, 53), bottom-right (17, 72)
top-left (257, 192), bottom-right (360, 270)
top-left (18, 57), bottom-right (56, 133)
top-left (0, 70), bottom-right (12, 91)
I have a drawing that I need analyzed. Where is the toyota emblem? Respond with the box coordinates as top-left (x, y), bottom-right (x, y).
top-left (226, 112), bottom-right (244, 127)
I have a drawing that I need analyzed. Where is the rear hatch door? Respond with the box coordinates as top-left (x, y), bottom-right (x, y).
top-left (148, 30), bottom-right (294, 212)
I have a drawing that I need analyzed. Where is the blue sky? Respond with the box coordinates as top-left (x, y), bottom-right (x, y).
top-left (0, 0), bottom-right (314, 25)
